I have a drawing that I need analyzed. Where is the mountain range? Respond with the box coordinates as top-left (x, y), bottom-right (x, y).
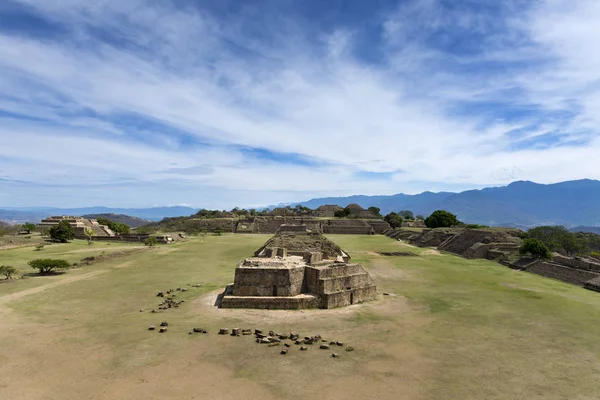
top-left (1, 179), bottom-right (599, 228)
top-left (0, 206), bottom-right (197, 225)
top-left (295, 179), bottom-right (600, 228)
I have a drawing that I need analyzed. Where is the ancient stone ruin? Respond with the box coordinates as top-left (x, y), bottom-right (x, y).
top-left (220, 225), bottom-right (377, 310)
top-left (39, 216), bottom-right (115, 238)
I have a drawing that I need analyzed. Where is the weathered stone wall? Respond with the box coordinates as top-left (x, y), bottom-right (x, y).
top-left (552, 254), bottom-right (600, 273)
top-left (525, 261), bottom-right (599, 286)
top-left (318, 273), bottom-right (374, 293)
top-left (320, 286), bottom-right (377, 308)
top-left (365, 220), bottom-right (392, 234)
top-left (235, 220), bottom-right (255, 233)
top-left (231, 266), bottom-right (305, 297)
top-left (220, 295), bottom-right (318, 309)
top-left (322, 226), bottom-right (374, 234)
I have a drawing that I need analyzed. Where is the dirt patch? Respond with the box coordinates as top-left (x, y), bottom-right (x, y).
top-left (421, 249), bottom-right (442, 256)
top-left (379, 251), bottom-right (417, 256)
top-left (368, 258), bottom-right (407, 281)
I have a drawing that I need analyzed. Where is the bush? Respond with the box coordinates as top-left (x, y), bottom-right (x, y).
top-left (0, 265), bottom-right (17, 279)
top-left (49, 220), bottom-right (75, 243)
top-left (527, 226), bottom-right (587, 256)
top-left (424, 210), bottom-right (460, 228)
top-left (144, 237), bottom-right (158, 246)
top-left (465, 224), bottom-right (490, 229)
top-left (590, 252), bottom-right (600, 260)
top-left (23, 222), bottom-right (37, 233)
top-left (214, 229), bottom-right (223, 236)
top-left (519, 238), bottom-right (552, 259)
top-left (28, 259), bottom-right (71, 274)
top-left (334, 208), bottom-right (351, 218)
top-left (383, 212), bottom-right (403, 229)
top-left (35, 244), bottom-right (45, 251)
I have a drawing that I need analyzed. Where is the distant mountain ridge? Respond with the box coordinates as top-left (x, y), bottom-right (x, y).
top-left (296, 179), bottom-right (600, 228)
top-left (0, 206), bottom-right (198, 225)
top-left (2, 179), bottom-right (599, 228)
top-left (80, 213), bottom-right (152, 228)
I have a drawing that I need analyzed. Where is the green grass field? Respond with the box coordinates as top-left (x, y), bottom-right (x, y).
top-left (1, 234), bottom-right (599, 400)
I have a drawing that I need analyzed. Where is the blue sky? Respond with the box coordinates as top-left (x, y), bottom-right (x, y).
top-left (1, 0), bottom-right (599, 208)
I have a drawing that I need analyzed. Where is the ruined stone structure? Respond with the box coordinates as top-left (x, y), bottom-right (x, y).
top-left (39, 216), bottom-right (115, 238)
top-left (220, 226), bottom-right (377, 309)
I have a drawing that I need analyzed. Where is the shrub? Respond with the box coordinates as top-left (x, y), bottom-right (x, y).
top-left (144, 237), bottom-right (158, 246)
top-left (384, 212), bottom-right (403, 229)
top-left (35, 244), bottom-right (45, 251)
top-left (28, 259), bottom-right (71, 274)
top-left (590, 252), bottom-right (600, 260)
top-left (425, 210), bottom-right (460, 228)
top-left (214, 229), bottom-right (223, 236)
top-left (49, 220), bottom-right (75, 243)
top-left (519, 238), bottom-right (552, 259)
top-left (0, 265), bottom-right (17, 279)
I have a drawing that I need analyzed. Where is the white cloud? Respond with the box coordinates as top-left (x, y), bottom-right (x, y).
top-left (1, 0), bottom-right (599, 207)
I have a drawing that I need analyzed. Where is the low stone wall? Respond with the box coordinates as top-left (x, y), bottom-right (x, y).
top-left (584, 276), bottom-right (600, 292)
top-left (322, 226), bottom-right (374, 234)
top-left (92, 235), bottom-right (149, 243)
top-left (220, 295), bottom-right (318, 310)
top-left (525, 261), bottom-right (600, 286)
top-left (365, 220), bottom-right (392, 234)
top-left (318, 273), bottom-right (373, 293)
top-left (320, 286), bottom-right (377, 308)
top-left (552, 254), bottom-right (600, 273)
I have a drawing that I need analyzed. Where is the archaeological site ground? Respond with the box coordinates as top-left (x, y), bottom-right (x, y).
top-left (1, 232), bottom-right (600, 400)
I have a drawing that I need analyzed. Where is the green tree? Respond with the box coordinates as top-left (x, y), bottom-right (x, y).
top-left (334, 207), bottom-right (351, 218)
top-left (424, 210), bottom-right (459, 228)
top-left (97, 217), bottom-right (130, 234)
top-left (144, 236), bottom-right (158, 246)
top-left (398, 210), bottom-right (414, 220)
top-left (22, 222), bottom-right (37, 233)
top-left (28, 259), bottom-right (71, 274)
top-left (384, 212), bottom-right (403, 228)
top-left (49, 220), bottom-right (75, 243)
top-left (84, 227), bottom-right (94, 246)
top-left (368, 206), bottom-right (381, 217)
top-left (0, 265), bottom-right (17, 279)
top-left (527, 226), bottom-right (588, 256)
top-left (415, 215), bottom-right (425, 220)
top-left (519, 238), bottom-right (552, 259)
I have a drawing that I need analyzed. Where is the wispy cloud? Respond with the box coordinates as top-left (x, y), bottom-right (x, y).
top-left (1, 0), bottom-right (599, 208)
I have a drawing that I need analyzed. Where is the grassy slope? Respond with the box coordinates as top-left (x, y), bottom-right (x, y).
top-left (0, 234), bottom-right (599, 399)
top-left (330, 235), bottom-right (600, 399)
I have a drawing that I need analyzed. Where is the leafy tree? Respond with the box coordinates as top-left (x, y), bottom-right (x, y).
top-left (384, 212), bottom-right (403, 229)
top-left (334, 207), bottom-right (351, 218)
top-left (28, 259), bottom-right (71, 274)
top-left (398, 210), bottom-right (414, 220)
top-left (97, 217), bottom-right (130, 235)
top-left (22, 222), bottom-right (37, 233)
top-left (0, 265), bottom-right (17, 279)
top-left (144, 236), bottom-right (158, 246)
top-left (527, 226), bottom-right (588, 256)
top-left (415, 215), bottom-right (425, 220)
top-left (84, 227), bottom-right (94, 246)
top-left (519, 238), bottom-right (552, 259)
top-left (49, 220), bottom-right (75, 243)
top-left (424, 210), bottom-right (459, 228)
top-left (368, 207), bottom-right (381, 217)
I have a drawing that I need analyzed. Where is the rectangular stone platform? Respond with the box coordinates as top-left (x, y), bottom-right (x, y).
top-left (220, 294), bottom-right (318, 310)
